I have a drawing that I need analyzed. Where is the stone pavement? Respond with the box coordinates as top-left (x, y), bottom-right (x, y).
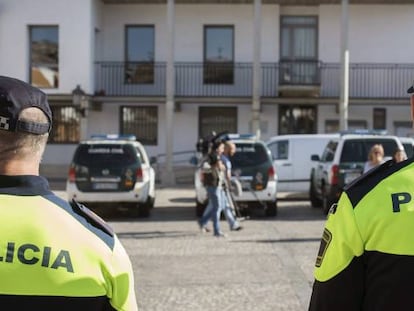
top-left (104, 186), bottom-right (327, 311)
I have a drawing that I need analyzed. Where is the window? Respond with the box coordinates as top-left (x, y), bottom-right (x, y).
top-left (373, 108), bottom-right (386, 130)
top-left (125, 25), bottom-right (155, 84)
top-left (280, 16), bottom-right (319, 85)
top-left (199, 107), bottom-right (237, 139)
top-left (279, 105), bottom-right (316, 134)
top-left (49, 106), bottom-right (80, 143)
top-left (121, 106), bottom-right (158, 145)
top-left (321, 141), bottom-right (337, 162)
top-left (267, 140), bottom-right (289, 160)
top-left (204, 26), bottom-right (234, 84)
top-left (29, 26), bottom-right (59, 88)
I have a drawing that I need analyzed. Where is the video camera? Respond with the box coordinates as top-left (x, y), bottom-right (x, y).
top-left (195, 131), bottom-right (230, 156)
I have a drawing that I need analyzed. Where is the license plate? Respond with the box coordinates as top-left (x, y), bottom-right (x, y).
top-left (255, 184), bottom-right (264, 190)
top-left (92, 183), bottom-right (118, 190)
top-left (344, 172), bottom-right (360, 184)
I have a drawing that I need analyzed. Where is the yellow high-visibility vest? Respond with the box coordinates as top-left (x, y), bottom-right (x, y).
top-left (0, 175), bottom-right (137, 311)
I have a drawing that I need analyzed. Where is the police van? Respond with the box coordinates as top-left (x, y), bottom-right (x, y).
top-left (66, 134), bottom-right (156, 217)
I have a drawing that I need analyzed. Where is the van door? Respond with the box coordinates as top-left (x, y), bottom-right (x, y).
top-left (267, 139), bottom-right (292, 192)
top-left (291, 139), bottom-right (321, 192)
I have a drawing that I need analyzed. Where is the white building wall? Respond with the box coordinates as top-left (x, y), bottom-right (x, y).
top-left (0, 0), bottom-right (95, 94)
top-left (101, 5), bottom-right (168, 61)
top-left (319, 5), bottom-right (414, 62)
top-left (101, 4), bottom-right (280, 62)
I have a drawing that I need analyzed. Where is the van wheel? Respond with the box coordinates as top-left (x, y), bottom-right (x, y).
top-left (309, 180), bottom-right (322, 208)
top-left (138, 204), bottom-right (151, 218)
top-left (265, 201), bottom-right (277, 217)
top-left (322, 189), bottom-right (335, 215)
top-left (145, 196), bottom-right (155, 209)
top-left (149, 196), bottom-right (155, 209)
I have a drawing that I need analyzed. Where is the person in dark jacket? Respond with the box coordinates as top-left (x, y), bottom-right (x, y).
top-left (0, 76), bottom-right (137, 310)
top-left (308, 84), bottom-right (414, 311)
top-left (198, 140), bottom-right (226, 237)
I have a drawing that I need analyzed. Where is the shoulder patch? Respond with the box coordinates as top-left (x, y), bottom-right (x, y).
top-left (315, 228), bottom-right (332, 268)
top-left (315, 228), bottom-right (332, 267)
top-left (70, 200), bottom-right (114, 237)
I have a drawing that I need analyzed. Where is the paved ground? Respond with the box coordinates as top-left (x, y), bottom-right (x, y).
top-left (59, 186), bottom-right (327, 311)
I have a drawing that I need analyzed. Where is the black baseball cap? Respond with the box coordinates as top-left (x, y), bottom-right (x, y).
top-left (0, 76), bottom-right (52, 134)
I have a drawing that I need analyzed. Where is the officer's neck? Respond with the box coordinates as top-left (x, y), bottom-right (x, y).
top-left (0, 159), bottom-right (40, 176)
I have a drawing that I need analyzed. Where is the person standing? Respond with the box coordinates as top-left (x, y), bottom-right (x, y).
top-left (308, 84), bottom-right (414, 310)
top-left (393, 147), bottom-right (407, 163)
top-left (0, 76), bottom-right (137, 310)
top-left (220, 140), bottom-right (242, 231)
top-left (363, 143), bottom-right (384, 173)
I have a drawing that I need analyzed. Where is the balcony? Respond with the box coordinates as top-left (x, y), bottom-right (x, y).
top-left (94, 61), bottom-right (414, 99)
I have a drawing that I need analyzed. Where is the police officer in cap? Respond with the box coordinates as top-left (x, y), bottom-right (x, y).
top-left (0, 76), bottom-right (137, 310)
top-left (308, 82), bottom-right (414, 310)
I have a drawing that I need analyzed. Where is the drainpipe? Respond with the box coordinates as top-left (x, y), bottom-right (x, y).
top-left (339, 0), bottom-right (349, 131)
top-left (252, 0), bottom-right (262, 138)
top-left (164, 0), bottom-right (175, 185)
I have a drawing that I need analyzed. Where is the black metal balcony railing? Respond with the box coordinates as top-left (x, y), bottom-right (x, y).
top-left (94, 61), bottom-right (414, 98)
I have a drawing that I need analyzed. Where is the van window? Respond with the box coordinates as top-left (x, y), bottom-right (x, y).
top-left (268, 140), bottom-right (289, 160)
top-left (402, 143), bottom-right (414, 158)
top-left (232, 143), bottom-right (271, 167)
top-left (321, 141), bottom-right (337, 162)
top-left (340, 139), bottom-right (398, 163)
top-left (74, 144), bottom-right (139, 167)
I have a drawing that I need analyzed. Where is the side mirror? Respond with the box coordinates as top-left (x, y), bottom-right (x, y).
top-left (311, 154), bottom-right (320, 161)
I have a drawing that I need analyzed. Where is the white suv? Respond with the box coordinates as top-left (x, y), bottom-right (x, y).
top-left (66, 134), bottom-right (156, 217)
top-left (309, 131), bottom-right (403, 214)
top-left (195, 135), bottom-right (278, 217)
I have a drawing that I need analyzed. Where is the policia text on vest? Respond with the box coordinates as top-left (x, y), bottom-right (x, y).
top-left (0, 242), bottom-right (73, 273)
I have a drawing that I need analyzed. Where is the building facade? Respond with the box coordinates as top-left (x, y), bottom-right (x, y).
top-left (0, 0), bottom-right (413, 174)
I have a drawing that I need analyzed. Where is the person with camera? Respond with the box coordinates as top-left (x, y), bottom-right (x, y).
top-left (198, 141), bottom-right (226, 237)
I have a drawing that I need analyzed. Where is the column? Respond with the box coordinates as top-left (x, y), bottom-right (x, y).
top-left (163, 0), bottom-right (176, 185)
top-left (252, 0), bottom-right (262, 138)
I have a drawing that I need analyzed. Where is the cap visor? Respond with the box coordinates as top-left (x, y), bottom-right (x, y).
top-left (408, 86), bottom-right (414, 94)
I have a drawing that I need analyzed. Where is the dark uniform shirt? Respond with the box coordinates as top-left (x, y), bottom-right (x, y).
top-left (309, 157), bottom-right (414, 311)
top-left (0, 175), bottom-right (137, 310)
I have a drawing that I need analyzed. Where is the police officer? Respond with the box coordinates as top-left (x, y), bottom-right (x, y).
top-left (308, 84), bottom-right (414, 310)
top-left (0, 76), bottom-right (137, 310)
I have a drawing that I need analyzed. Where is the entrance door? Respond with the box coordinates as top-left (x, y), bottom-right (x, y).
top-left (279, 105), bottom-right (316, 134)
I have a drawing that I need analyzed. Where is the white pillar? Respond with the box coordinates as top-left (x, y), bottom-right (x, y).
top-left (339, 0), bottom-right (349, 131)
top-left (80, 117), bottom-right (88, 140)
top-left (163, 0), bottom-right (176, 185)
top-left (252, 0), bottom-right (262, 138)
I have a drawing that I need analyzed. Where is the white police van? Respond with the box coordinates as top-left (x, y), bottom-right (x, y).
top-left (66, 134), bottom-right (156, 217)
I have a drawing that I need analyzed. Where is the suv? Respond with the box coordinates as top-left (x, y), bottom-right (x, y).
top-left (309, 131), bottom-right (403, 214)
top-left (66, 134), bottom-right (156, 217)
top-left (195, 134), bottom-right (278, 217)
